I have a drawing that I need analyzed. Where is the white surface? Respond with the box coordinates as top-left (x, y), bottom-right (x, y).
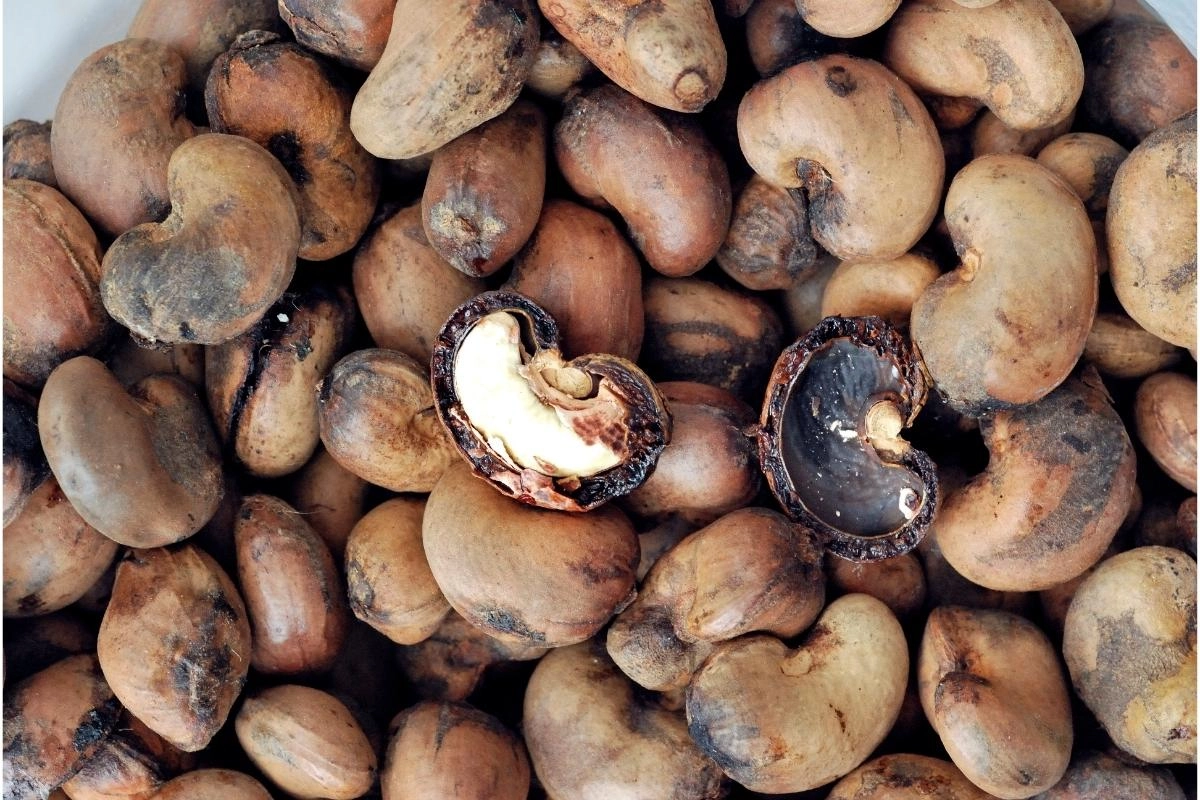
top-left (0, 0), bottom-right (1195, 125)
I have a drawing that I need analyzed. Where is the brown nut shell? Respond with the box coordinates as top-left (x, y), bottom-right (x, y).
top-left (50, 38), bottom-right (195, 237)
top-left (345, 497), bottom-right (451, 645)
top-left (4, 119), bottom-right (56, 187)
top-left (525, 32), bottom-right (594, 99)
top-left (1083, 311), bottom-right (1181, 378)
top-left (422, 100), bottom-right (547, 277)
top-left (1134, 371), bottom-right (1197, 491)
top-left (38, 357), bottom-right (223, 548)
top-left (349, 0), bottom-right (538, 159)
top-left (538, 0), bottom-right (726, 112)
top-left (279, 0), bottom-right (395, 71)
top-left (150, 769), bottom-right (273, 800)
top-left (829, 551), bottom-right (927, 619)
top-left (3, 180), bottom-right (112, 388)
top-left (100, 133), bottom-right (300, 345)
top-left (821, 252), bottom-right (940, 328)
top-left (235, 685), bottom-right (377, 800)
top-left (381, 702), bottom-right (530, 800)
top-left (524, 640), bottom-right (726, 800)
top-left (686, 594), bottom-right (908, 793)
top-left (3, 612), bottom-right (96, 686)
top-left (911, 155), bottom-right (1097, 415)
top-left (827, 754), bottom-right (996, 799)
top-left (97, 546), bottom-right (251, 752)
top-left (431, 290), bottom-right (670, 511)
top-left (234, 494), bottom-right (348, 674)
top-left (423, 460), bottom-right (639, 647)
top-left (1063, 546), bottom-right (1196, 764)
top-left (1034, 750), bottom-right (1186, 799)
top-left (758, 315), bottom-right (937, 562)
top-left (318, 348), bottom-right (457, 493)
top-left (883, 0), bottom-right (1084, 131)
top-left (918, 605), bottom-right (1073, 798)
top-left (2, 654), bottom-right (122, 800)
top-left (59, 711), bottom-right (194, 800)
top-left (286, 447), bottom-right (367, 558)
top-left (716, 175), bottom-right (819, 292)
top-left (1106, 111), bottom-right (1196, 350)
top-left (796, 0), bottom-right (902, 37)
top-left (738, 54), bottom-right (944, 261)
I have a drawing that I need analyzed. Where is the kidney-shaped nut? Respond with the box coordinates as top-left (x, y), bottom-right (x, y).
top-left (539, 0), bottom-right (726, 112)
top-left (423, 460), bottom-right (639, 647)
top-left (51, 38), bottom-right (195, 237)
top-left (4, 119), bottom-right (56, 187)
top-left (1134, 371), bottom-right (1197, 491)
top-left (382, 701), bottom-right (530, 800)
top-left (525, 640), bottom-right (726, 800)
top-left (235, 684), bottom-right (377, 800)
top-left (911, 155), bottom-right (1097, 415)
top-left (935, 374), bottom-right (1136, 592)
top-left (279, 0), bottom-right (395, 71)
top-left (60, 711), bottom-right (194, 800)
top-left (432, 290), bottom-right (670, 511)
top-left (97, 546), bottom-right (251, 752)
top-left (151, 769), bottom-right (273, 800)
top-left (38, 356), bottom-right (223, 548)
top-left (318, 348), bottom-right (458, 493)
top-left (346, 497), bottom-right (451, 645)
top-left (827, 754), bottom-right (997, 800)
top-left (686, 593), bottom-right (908, 793)
top-left (919, 605), bottom-right (1073, 798)
top-left (883, 0), bottom-right (1083, 131)
top-left (350, 0), bottom-right (538, 159)
top-left (100, 133), bottom-right (300, 345)
top-left (555, 84), bottom-right (731, 277)
top-left (738, 55), bottom-right (943, 261)
top-left (757, 316), bottom-right (937, 562)
top-left (1064, 546), bottom-right (1197, 764)
top-left (3, 476), bottom-right (119, 617)
top-left (1107, 111), bottom-right (1196, 350)
top-left (3, 180), bottom-right (112, 388)
top-left (607, 507), bottom-right (826, 693)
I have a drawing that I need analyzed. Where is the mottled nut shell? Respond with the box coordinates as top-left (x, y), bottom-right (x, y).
top-left (382, 702), bottom-right (530, 800)
top-left (100, 133), bottom-right (300, 346)
top-left (287, 447), bottom-right (367, 558)
top-left (51, 39), bottom-right (195, 237)
top-left (4, 180), bottom-right (112, 388)
top-left (349, 0), bottom-right (538, 159)
top-left (352, 202), bottom-right (485, 365)
top-left (1107, 111), bottom-right (1196, 350)
top-left (525, 32), bottom-right (594, 99)
top-left (3, 119), bottom-right (56, 187)
top-left (422, 100), bottom-right (547, 277)
top-left (1036, 132), bottom-right (1128, 274)
top-left (3, 476), bottom-right (118, 617)
top-left (38, 357), bottom-right (224, 548)
top-left (151, 769), bottom-right (273, 800)
top-left (1134, 372), bottom-right (1197, 491)
top-left (1082, 311), bottom-right (1180, 379)
top-left (970, 109), bottom-right (1074, 158)
top-left (423, 461), bottom-right (639, 647)
top-left (1034, 750), bottom-right (1186, 799)
top-left (206, 31), bottom-right (380, 261)
top-left (538, 0), bottom-right (727, 112)
top-left (235, 685), bottom-right (377, 800)
top-left (2, 654), bottom-right (121, 800)
top-left (716, 175), bottom-right (818, 291)
top-left (97, 546), bottom-right (250, 752)
top-left (279, 0), bottom-right (395, 71)
top-left (345, 497), bottom-right (450, 645)
top-left (235, 494), bottom-right (348, 674)
top-left (318, 348), bottom-right (457, 492)
top-left (60, 711), bottom-right (194, 800)
top-left (1063, 546), bottom-right (1196, 763)
top-left (827, 754), bottom-right (996, 799)
top-left (506, 199), bottom-right (644, 361)
top-left (3, 380), bottom-right (51, 528)
top-left (432, 291), bottom-right (670, 511)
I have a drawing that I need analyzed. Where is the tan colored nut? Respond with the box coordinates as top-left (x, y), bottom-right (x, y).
top-left (829, 552), bottom-right (927, 619)
top-left (780, 252), bottom-right (841, 335)
top-left (686, 594), bottom-right (908, 793)
top-left (352, 202), bottom-right (485, 365)
top-left (918, 523), bottom-right (1033, 615)
top-left (1034, 750), bottom-right (1186, 799)
top-left (1083, 312), bottom-right (1181, 379)
top-left (524, 640), bottom-right (726, 800)
top-left (883, 0), bottom-right (1083, 131)
top-left (423, 460), bottom-right (638, 647)
top-left (3, 180), bottom-right (112, 387)
top-left (3, 476), bottom-right (118, 617)
top-left (1063, 546), bottom-right (1196, 763)
top-left (346, 497), bottom-right (451, 645)
top-left (911, 155), bottom-right (1097, 415)
top-left (151, 769), bottom-right (273, 800)
top-left (538, 0), bottom-right (726, 112)
top-left (525, 32), bottom-right (594, 99)
top-left (59, 711), bottom-right (194, 800)
top-left (738, 54), bottom-right (944, 261)
top-left (51, 38), bottom-right (195, 237)
top-left (1037, 132), bottom-right (1129, 274)
top-left (382, 701), bottom-right (530, 800)
top-left (1134, 372), bottom-right (1197, 491)
top-left (97, 546), bottom-right (251, 752)
top-left (286, 447), bottom-right (367, 558)
top-left (234, 494), bottom-right (348, 674)
top-left (971, 109), bottom-right (1075, 157)
top-left (38, 357), bottom-right (223, 548)
top-left (636, 515), bottom-right (699, 580)
top-left (107, 335), bottom-right (205, 388)
top-left (1049, 0), bottom-right (1113, 34)
top-left (716, 175), bottom-right (819, 292)
top-left (235, 685), bottom-right (377, 800)
top-left (795, 0), bottom-right (901, 37)
top-left (820, 252), bottom-right (939, 328)
top-left (350, 0), bottom-right (537, 159)
top-left (827, 754), bottom-right (997, 799)
top-left (919, 605), bottom-right (1073, 798)
top-left (3, 119), bottom-right (56, 187)
top-left (555, 84), bottom-right (731, 277)
top-left (279, 0), bottom-right (395, 71)
top-left (1107, 111), bottom-right (1196, 349)
top-left (422, 100), bottom-right (546, 278)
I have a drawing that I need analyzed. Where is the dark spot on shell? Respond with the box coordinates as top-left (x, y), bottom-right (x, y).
top-left (824, 66), bottom-right (857, 97)
top-left (476, 606), bottom-right (545, 643)
top-left (267, 131), bottom-right (310, 186)
top-left (177, 321), bottom-right (195, 341)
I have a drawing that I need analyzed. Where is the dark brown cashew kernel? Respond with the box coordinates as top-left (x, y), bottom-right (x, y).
top-left (431, 291), bottom-right (670, 511)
